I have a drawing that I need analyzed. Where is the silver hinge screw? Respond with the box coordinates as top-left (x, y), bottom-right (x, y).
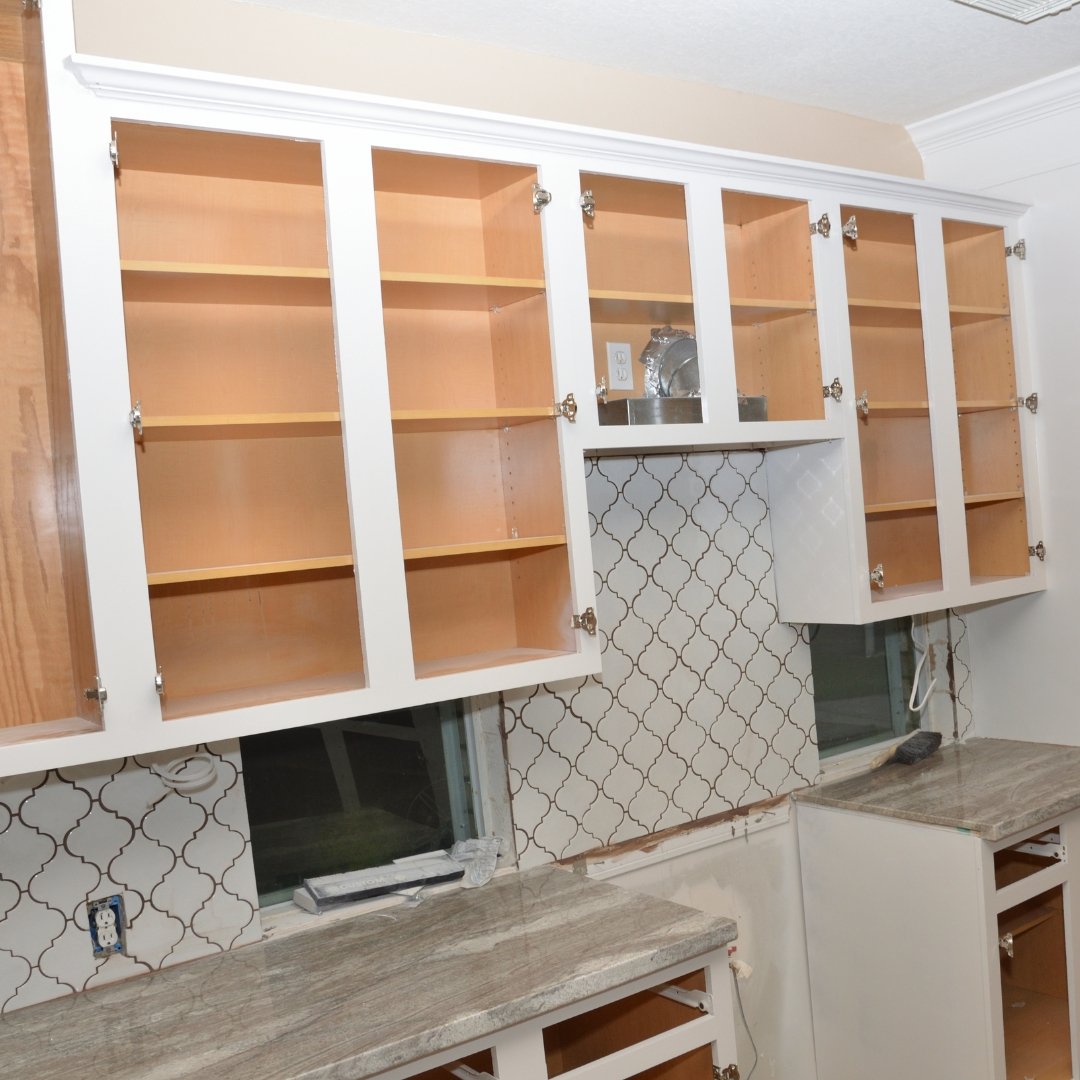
top-left (531, 184), bottom-right (552, 214)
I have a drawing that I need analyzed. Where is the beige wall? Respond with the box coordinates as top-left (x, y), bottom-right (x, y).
top-left (72, 0), bottom-right (922, 177)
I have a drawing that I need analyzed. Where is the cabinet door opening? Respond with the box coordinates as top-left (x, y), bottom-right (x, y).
top-left (113, 122), bottom-right (364, 716)
top-left (723, 190), bottom-right (823, 421)
top-left (0, 18), bottom-right (98, 741)
top-left (943, 219), bottom-right (1032, 587)
top-left (998, 884), bottom-right (1072, 1080)
top-left (373, 149), bottom-right (576, 677)
top-left (842, 206), bottom-right (942, 600)
top-left (581, 173), bottom-right (703, 425)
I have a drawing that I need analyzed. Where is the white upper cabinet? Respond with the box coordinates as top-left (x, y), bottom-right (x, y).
top-left (0, 0), bottom-right (1044, 774)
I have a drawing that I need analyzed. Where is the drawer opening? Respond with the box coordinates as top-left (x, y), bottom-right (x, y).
top-left (995, 827), bottom-right (1064, 889)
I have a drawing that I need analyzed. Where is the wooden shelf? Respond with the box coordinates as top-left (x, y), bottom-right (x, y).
top-left (950, 304), bottom-right (1010, 325)
top-left (391, 408), bottom-right (556, 433)
top-left (589, 291), bottom-right (695, 325)
top-left (139, 412), bottom-right (341, 438)
top-left (147, 554), bottom-right (354, 587)
top-left (121, 259), bottom-right (329, 280)
top-left (403, 535), bottom-right (566, 562)
top-left (120, 262), bottom-right (332, 305)
top-left (414, 647), bottom-right (570, 681)
top-left (847, 297), bottom-right (924, 328)
top-left (957, 399), bottom-right (1017, 413)
top-left (730, 297), bottom-right (815, 325)
top-left (865, 498), bottom-right (938, 516)
top-left (380, 272), bottom-right (545, 311)
top-left (861, 400), bottom-right (929, 417)
top-left (964, 491), bottom-right (1025, 507)
top-left (162, 670), bottom-right (364, 721)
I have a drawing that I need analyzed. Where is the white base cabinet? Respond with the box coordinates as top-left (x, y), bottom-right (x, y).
top-left (798, 802), bottom-right (1080, 1080)
top-left (373, 952), bottom-right (739, 1080)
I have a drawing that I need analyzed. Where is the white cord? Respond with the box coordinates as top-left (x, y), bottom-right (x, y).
top-left (151, 752), bottom-right (218, 794)
top-left (908, 614), bottom-right (937, 714)
top-left (730, 962), bottom-right (759, 1079)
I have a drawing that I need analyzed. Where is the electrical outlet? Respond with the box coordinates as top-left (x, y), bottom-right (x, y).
top-left (605, 341), bottom-right (634, 391)
top-left (87, 895), bottom-right (125, 957)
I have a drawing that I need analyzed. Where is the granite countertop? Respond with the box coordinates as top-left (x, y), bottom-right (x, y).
top-left (794, 737), bottom-right (1080, 840)
top-left (0, 865), bottom-right (736, 1080)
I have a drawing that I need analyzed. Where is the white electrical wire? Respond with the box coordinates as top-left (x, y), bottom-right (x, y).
top-left (730, 963), bottom-right (759, 1079)
top-left (908, 615), bottom-right (938, 714)
top-left (151, 752), bottom-right (218, 794)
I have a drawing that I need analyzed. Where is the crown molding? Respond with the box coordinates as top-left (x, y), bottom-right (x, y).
top-left (68, 53), bottom-right (1028, 219)
top-left (909, 63), bottom-right (1080, 157)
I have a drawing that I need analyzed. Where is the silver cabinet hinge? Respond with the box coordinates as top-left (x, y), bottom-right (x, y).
top-left (841, 215), bottom-right (858, 242)
top-left (108, 131), bottom-right (120, 174)
top-left (716, 1066), bottom-right (740, 1080)
top-left (84, 676), bottom-right (108, 715)
top-left (1029, 540), bottom-right (1046, 562)
top-left (155, 666), bottom-right (165, 697)
top-left (823, 376), bottom-right (843, 402)
top-left (809, 212), bottom-right (831, 238)
top-left (1006, 238), bottom-right (1027, 260)
top-left (999, 931), bottom-right (1015, 959)
top-left (572, 608), bottom-right (597, 635)
top-left (22, 0), bottom-right (41, 12)
top-left (856, 390), bottom-right (870, 417)
top-left (595, 376), bottom-right (608, 405)
top-left (870, 563), bottom-right (886, 590)
top-left (556, 392), bottom-right (578, 422)
top-left (531, 184), bottom-right (552, 214)
top-left (1017, 392), bottom-right (1038, 414)
top-left (579, 189), bottom-right (596, 219)
top-left (128, 399), bottom-right (143, 436)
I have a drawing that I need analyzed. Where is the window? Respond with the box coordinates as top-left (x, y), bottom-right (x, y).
top-left (808, 618), bottom-right (923, 758)
top-left (240, 700), bottom-right (479, 906)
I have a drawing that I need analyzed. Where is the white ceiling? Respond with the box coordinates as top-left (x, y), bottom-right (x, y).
top-left (234, 0), bottom-right (1080, 124)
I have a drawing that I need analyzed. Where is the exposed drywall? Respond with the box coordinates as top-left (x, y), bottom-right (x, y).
top-left (913, 80), bottom-right (1079, 743)
top-left (594, 818), bottom-right (816, 1080)
top-left (70, 0), bottom-right (922, 176)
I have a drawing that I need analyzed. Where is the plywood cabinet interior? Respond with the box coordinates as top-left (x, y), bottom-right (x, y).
top-left (723, 190), bottom-right (824, 421)
top-left (372, 149), bottom-right (575, 679)
top-left (943, 219), bottom-right (1032, 584)
top-left (842, 205), bottom-right (942, 602)
top-left (580, 172), bottom-right (700, 412)
top-left (113, 122), bottom-right (364, 719)
top-left (0, 7), bottom-right (97, 743)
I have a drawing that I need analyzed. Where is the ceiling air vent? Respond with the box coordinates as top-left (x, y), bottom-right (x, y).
top-left (953, 0), bottom-right (1080, 21)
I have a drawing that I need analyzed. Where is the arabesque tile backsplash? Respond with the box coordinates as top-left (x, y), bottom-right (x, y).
top-left (0, 741), bottom-right (259, 1013)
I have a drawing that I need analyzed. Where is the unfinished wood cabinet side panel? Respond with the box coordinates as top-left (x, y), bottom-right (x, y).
top-left (865, 510), bottom-right (943, 587)
top-left (115, 169), bottom-right (331, 268)
top-left (135, 435), bottom-right (353, 572)
top-left (0, 2), bottom-right (23, 63)
top-left (724, 199), bottom-right (815, 302)
top-left (754, 312), bottom-right (824, 421)
top-left (951, 317), bottom-right (1017, 401)
top-left (731, 322), bottom-right (767, 401)
top-left (479, 167), bottom-right (544, 280)
top-left (124, 299), bottom-right (339, 414)
top-left (491, 292), bottom-right (555, 408)
top-left (501, 420), bottom-right (566, 541)
top-left (0, 57), bottom-right (86, 728)
top-left (858, 416), bottom-right (937, 505)
top-left (383, 305), bottom-right (497, 410)
top-left (849, 323), bottom-right (930, 401)
top-left (394, 429), bottom-right (508, 549)
top-left (374, 187), bottom-right (486, 277)
top-left (405, 556), bottom-right (519, 664)
top-left (511, 545), bottom-right (574, 653)
top-left (943, 222), bottom-right (1010, 310)
top-left (150, 568), bottom-right (364, 705)
top-left (583, 204), bottom-right (693, 296)
top-left (958, 409), bottom-right (1025, 496)
top-left (966, 499), bottom-right (1030, 580)
top-left (24, 19), bottom-right (96, 724)
top-left (1000, 887), bottom-right (1069, 1000)
top-left (543, 983), bottom-right (704, 1076)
